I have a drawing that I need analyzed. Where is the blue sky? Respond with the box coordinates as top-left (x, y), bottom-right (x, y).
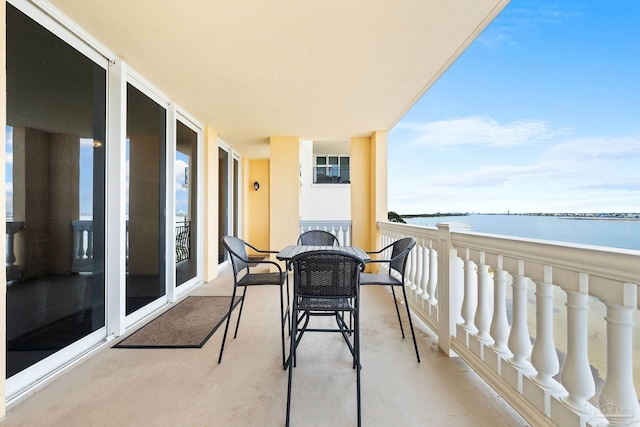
top-left (388, 1), bottom-right (640, 215)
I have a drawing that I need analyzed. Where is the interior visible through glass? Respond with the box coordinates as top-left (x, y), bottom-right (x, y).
top-left (175, 121), bottom-right (197, 286)
top-left (5, 4), bottom-right (106, 377)
top-left (218, 148), bottom-right (229, 264)
top-left (125, 84), bottom-right (167, 314)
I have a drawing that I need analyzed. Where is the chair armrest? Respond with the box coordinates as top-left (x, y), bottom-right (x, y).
top-left (250, 259), bottom-right (283, 274)
top-left (365, 241), bottom-right (396, 255)
top-left (244, 241), bottom-right (279, 254)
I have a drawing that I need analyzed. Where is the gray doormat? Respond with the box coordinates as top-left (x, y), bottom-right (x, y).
top-left (114, 296), bottom-right (241, 348)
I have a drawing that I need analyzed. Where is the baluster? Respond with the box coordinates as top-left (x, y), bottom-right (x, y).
top-left (461, 256), bottom-right (478, 333)
top-left (408, 245), bottom-right (417, 291)
top-left (87, 226), bottom-right (94, 262)
top-left (475, 256), bottom-right (493, 344)
top-left (77, 226), bottom-right (87, 260)
top-left (559, 279), bottom-right (595, 415)
top-left (6, 222), bottom-right (24, 280)
top-left (490, 265), bottom-right (512, 356)
top-left (427, 246), bottom-right (437, 305)
top-left (420, 241), bottom-right (430, 301)
top-left (598, 296), bottom-right (640, 425)
top-left (508, 270), bottom-right (533, 370)
top-left (414, 243), bottom-right (423, 296)
top-left (71, 225), bottom-right (80, 264)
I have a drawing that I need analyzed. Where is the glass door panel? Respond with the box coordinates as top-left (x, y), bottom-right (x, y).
top-left (233, 157), bottom-right (239, 237)
top-left (125, 84), bottom-right (167, 315)
top-left (5, 4), bottom-right (106, 377)
top-left (175, 121), bottom-right (197, 286)
top-left (218, 147), bottom-right (230, 264)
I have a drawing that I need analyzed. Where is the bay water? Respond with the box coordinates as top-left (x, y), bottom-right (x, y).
top-left (403, 214), bottom-right (640, 251)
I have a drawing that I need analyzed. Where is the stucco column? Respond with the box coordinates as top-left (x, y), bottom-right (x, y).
top-left (269, 137), bottom-right (299, 256)
top-left (350, 131), bottom-right (387, 253)
top-left (203, 126), bottom-right (218, 282)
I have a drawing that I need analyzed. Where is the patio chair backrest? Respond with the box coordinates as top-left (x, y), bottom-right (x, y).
top-left (290, 250), bottom-right (363, 299)
top-left (222, 236), bottom-right (249, 275)
top-left (389, 237), bottom-right (416, 276)
top-left (297, 230), bottom-right (340, 246)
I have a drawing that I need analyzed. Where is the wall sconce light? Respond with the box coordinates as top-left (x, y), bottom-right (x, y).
top-left (253, 181), bottom-right (260, 191)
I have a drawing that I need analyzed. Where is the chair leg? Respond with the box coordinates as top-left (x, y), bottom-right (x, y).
top-left (355, 306), bottom-right (361, 427)
top-left (218, 285), bottom-right (241, 364)
top-left (233, 287), bottom-right (248, 339)
top-left (279, 283), bottom-right (287, 368)
top-left (285, 299), bottom-right (298, 427)
top-left (400, 284), bottom-right (420, 363)
top-left (389, 286), bottom-right (405, 338)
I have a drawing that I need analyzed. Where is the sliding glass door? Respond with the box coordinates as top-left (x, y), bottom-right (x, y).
top-left (5, 3), bottom-right (107, 379)
top-left (125, 84), bottom-right (167, 315)
top-left (175, 120), bottom-right (197, 286)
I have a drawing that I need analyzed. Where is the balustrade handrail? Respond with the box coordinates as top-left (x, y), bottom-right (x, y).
top-left (377, 220), bottom-right (640, 427)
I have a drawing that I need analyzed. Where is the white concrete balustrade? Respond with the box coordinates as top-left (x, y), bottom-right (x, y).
top-left (378, 221), bottom-right (640, 427)
top-left (299, 220), bottom-right (352, 246)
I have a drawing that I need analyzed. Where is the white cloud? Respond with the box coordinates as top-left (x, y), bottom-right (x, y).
top-left (476, 3), bottom-right (580, 50)
top-left (5, 152), bottom-right (12, 166)
top-left (398, 116), bottom-right (562, 149)
top-left (430, 164), bottom-right (540, 188)
top-left (542, 136), bottom-right (640, 161)
top-left (389, 122), bottom-right (640, 214)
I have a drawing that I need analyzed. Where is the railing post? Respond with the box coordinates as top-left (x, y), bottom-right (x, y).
top-left (436, 222), bottom-right (470, 356)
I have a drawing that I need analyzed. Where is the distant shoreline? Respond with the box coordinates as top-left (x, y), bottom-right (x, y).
top-left (400, 213), bottom-right (640, 222)
top-left (558, 217), bottom-right (640, 222)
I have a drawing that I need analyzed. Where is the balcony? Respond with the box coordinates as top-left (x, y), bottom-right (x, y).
top-left (3, 221), bottom-right (638, 426)
top-left (2, 261), bottom-right (526, 426)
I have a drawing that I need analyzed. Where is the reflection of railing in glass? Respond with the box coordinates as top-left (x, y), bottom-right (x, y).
top-left (68, 220), bottom-right (191, 273)
top-left (71, 220), bottom-right (94, 273)
top-left (313, 166), bottom-right (350, 184)
top-left (6, 221), bottom-right (25, 281)
top-left (175, 221), bottom-right (191, 263)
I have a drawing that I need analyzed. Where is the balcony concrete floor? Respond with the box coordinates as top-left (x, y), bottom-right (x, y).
top-left (2, 267), bottom-right (528, 427)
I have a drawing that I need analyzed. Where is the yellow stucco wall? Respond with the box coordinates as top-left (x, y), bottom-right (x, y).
top-left (371, 130), bottom-right (387, 251)
top-left (247, 159), bottom-right (270, 252)
top-left (203, 126), bottom-right (219, 282)
top-left (269, 137), bottom-right (299, 255)
top-left (351, 131), bottom-right (387, 254)
top-left (1, 0), bottom-right (7, 414)
top-left (350, 136), bottom-right (372, 251)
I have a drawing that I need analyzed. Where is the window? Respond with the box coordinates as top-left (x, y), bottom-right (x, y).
top-left (314, 155), bottom-right (350, 184)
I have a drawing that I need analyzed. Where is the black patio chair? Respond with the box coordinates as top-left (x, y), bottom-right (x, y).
top-left (360, 237), bottom-right (420, 362)
top-left (297, 229), bottom-right (340, 246)
top-left (286, 250), bottom-right (365, 427)
top-left (218, 236), bottom-right (289, 367)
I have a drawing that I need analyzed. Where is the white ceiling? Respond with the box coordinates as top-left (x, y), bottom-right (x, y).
top-left (48, 0), bottom-right (509, 158)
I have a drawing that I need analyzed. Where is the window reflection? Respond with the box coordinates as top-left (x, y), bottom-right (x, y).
top-left (5, 4), bottom-right (106, 377)
top-left (125, 84), bottom-right (167, 314)
top-left (176, 121), bottom-right (197, 286)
